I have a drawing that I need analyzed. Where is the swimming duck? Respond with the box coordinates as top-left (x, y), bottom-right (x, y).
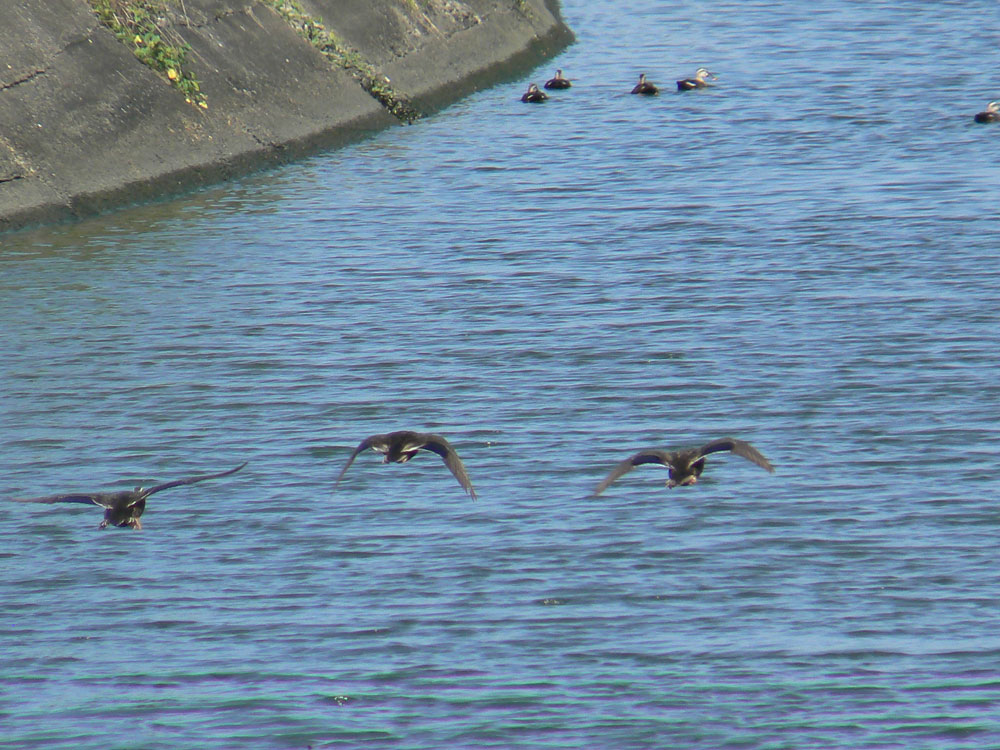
top-left (676, 67), bottom-right (718, 91)
top-left (631, 73), bottom-right (659, 95)
top-left (593, 438), bottom-right (773, 495)
top-left (521, 83), bottom-right (548, 103)
top-left (10, 462), bottom-right (248, 529)
top-left (544, 69), bottom-right (572, 90)
top-left (974, 101), bottom-right (1000, 123)
top-left (333, 430), bottom-right (477, 499)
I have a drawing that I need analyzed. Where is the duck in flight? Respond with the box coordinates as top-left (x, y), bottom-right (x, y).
top-left (10, 462), bottom-right (248, 529)
top-left (333, 431), bottom-right (477, 499)
top-left (544, 69), bottom-right (572, 90)
top-left (593, 438), bottom-right (773, 495)
top-left (631, 73), bottom-right (659, 95)
top-left (676, 67), bottom-right (718, 91)
top-left (521, 83), bottom-right (548, 103)
top-left (974, 101), bottom-right (1000, 123)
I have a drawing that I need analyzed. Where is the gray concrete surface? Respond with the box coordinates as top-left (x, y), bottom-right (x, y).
top-left (0, 0), bottom-right (572, 232)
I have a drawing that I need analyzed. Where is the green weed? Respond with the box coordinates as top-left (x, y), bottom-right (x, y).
top-left (89, 0), bottom-right (207, 108)
top-left (265, 0), bottom-right (420, 123)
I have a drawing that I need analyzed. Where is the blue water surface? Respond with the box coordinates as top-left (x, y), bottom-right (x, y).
top-left (2, 1), bottom-right (1000, 747)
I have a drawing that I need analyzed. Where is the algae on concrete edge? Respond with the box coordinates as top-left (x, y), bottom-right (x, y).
top-left (265, 0), bottom-right (421, 123)
top-left (89, 0), bottom-right (207, 108)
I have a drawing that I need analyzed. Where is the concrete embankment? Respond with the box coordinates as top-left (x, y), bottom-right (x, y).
top-left (0, 0), bottom-right (572, 233)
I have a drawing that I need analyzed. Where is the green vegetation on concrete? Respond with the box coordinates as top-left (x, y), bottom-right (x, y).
top-left (266, 0), bottom-right (421, 123)
top-left (1, 0), bottom-right (572, 232)
top-left (89, 0), bottom-right (207, 108)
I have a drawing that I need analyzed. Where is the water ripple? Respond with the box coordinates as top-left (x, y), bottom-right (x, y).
top-left (4, 0), bottom-right (1000, 747)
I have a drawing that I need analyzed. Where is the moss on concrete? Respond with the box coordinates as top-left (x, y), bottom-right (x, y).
top-left (0, 0), bottom-right (572, 233)
top-left (266, 0), bottom-right (420, 122)
top-left (89, 0), bottom-right (207, 107)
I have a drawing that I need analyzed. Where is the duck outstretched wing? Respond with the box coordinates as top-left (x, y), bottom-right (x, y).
top-left (10, 492), bottom-right (107, 507)
top-left (417, 433), bottom-right (477, 500)
top-left (333, 435), bottom-right (386, 491)
top-left (143, 462), bottom-right (248, 498)
top-left (593, 449), bottom-right (673, 496)
top-left (698, 438), bottom-right (774, 472)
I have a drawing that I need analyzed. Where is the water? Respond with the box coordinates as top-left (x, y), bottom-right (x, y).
top-left (3, 0), bottom-right (1000, 747)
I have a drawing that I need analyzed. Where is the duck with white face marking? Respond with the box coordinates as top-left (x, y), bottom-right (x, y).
top-left (521, 83), bottom-right (548, 103)
top-left (974, 101), bottom-right (1000, 123)
top-left (333, 430), bottom-right (477, 500)
top-left (10, 462), bottom-right (248, 529)
top-left (676, 67), bottom-right (718, 91)
top-left (593, 438), bottom-right (773, 496)
top-left (631, 72), bottom-right (659, 95)
top-left (544, 69), bottom-right (572, 90)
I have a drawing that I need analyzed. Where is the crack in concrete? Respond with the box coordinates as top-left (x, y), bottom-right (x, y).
top-left (1, 23), bottom-right (99, 92)
top-left (1, 68), bottom-right (47, 91)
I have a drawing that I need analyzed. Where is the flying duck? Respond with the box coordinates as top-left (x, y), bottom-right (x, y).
top-left (631, 73), bottom-right (659, 95)
top-left (676, 67), bottom-right (718, 91)
top-left (333, 430), bottom-right (477, 499)
top-left (10, 462), bottom-right (248, 529)
top-left (544, 69), bottom-right (572, 90)
top-left (593, 438), bottom-right (773, 496)
top-left (974, 101), bottom-right (1000, 123)
top-left (521, 83), bottom-right (548, 103)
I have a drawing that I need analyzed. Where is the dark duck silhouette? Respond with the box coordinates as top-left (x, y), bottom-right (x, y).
top-left (544, 69), bottom-right (572, 90)
top-left (593, 438), bottom-right (773, 496)
top-left (631, 73), bottom-right (659, 95)
top-left (521, 83), bottom-right (548, 103)
top-left (676, 67), bottom-right (718, 91)
top-left (974, 101), bottom-right (999, 123)
top-left (333, 431), bottom-right (477, 499)
top-left (10, 462), bottom-right (248, 529)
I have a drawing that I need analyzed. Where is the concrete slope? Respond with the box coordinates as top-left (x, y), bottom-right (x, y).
top-left (0, 0), bottom-right (571, 232)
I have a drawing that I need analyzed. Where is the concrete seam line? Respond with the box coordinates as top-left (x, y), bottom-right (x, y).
top-left (262, 0), bottom-right (421, 123)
